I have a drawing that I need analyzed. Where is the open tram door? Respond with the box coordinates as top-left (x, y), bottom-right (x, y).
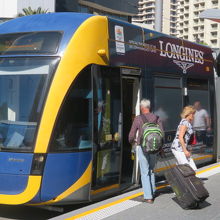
top-left (120, 68), bottom-right (141, 186)
top-left (91, 65), bottom-right (140, 195)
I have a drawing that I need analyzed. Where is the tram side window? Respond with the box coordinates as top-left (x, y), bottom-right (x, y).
top-left (49, 67), bottom-right (92, 151)
top-left (154, 77), bottom-right (182, 131)
top-left (187, 79), bottom-right (209, 112)
top-left (187, 78), bottom-right (213, 150)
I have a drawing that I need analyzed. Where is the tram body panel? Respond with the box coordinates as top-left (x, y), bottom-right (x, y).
top-left (0, 152), bottom-right (32, 175)
top-left (0, 153), bottom-right (32, 195)
top-left (33, 162), bottom-right (93, 205)
top-left (0, 176), bottom-right (41, 205)
top-left (108, 18), bottom-right (214, 76)
top-left (40, 152), bottom-right (92, 202)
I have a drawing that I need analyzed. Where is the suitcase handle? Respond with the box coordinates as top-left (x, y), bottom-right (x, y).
top-left (160, 151), bottom-right (195, 176)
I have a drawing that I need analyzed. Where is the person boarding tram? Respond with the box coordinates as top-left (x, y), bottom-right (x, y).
top-left (129, 99), bottom-right (163, 204)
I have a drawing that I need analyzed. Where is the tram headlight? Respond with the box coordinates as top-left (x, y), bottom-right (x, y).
top-left (31, 153), bottom-right (47, 175)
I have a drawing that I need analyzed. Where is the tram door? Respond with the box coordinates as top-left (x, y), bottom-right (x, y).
top-left (91, 66), bottom-right (140, 190)
top-left (121, 74), bottom-right (140, 185)
top-left (92, 66), bottom-right (122, 188)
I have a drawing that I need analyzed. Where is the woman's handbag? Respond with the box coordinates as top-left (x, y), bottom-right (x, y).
top-left (189, 133), bottom-right (197, 145)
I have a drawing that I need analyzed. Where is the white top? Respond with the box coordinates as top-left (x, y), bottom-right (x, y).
top-left (193, 109), bottom-right (209, 131)
top-left (171, 119), bottom-right (194, 152)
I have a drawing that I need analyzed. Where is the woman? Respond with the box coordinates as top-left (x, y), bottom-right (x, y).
top-left (171, 105), bottom-right (197, 171)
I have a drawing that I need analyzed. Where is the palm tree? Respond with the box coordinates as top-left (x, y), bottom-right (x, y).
top-left (18, 6), bottom-right (49, 17)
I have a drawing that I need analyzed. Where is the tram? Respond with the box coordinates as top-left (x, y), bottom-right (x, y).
top-left (0, 13), bottom-right (216, 205)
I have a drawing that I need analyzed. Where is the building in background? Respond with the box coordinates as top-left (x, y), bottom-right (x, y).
top-left (59, 0), bottom-right (138, 22)
top-left (132, 0), bottom-right (220, 48)
top-left (177, 0), bottom-right (220, 48)
top-left (132, 0), bottom-right (178, 36)
top-left (0, 0), bottom-right (138, 23)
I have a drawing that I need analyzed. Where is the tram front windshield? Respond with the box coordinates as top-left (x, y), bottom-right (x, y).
top-left (0, 57), bottom-right (59, 151)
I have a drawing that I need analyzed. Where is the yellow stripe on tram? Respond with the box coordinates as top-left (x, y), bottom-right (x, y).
top-left (91, 184), bottom-right (120, 195)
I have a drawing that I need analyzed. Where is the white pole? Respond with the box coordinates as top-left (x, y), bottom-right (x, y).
top-left (155, 0), bottom-right (163, 32)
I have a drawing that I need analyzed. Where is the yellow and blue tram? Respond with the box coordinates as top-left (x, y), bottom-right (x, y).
top-left (0, 13), bottom-right (216, 205)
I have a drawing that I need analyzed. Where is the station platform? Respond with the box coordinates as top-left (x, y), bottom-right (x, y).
top-left (51, 163), bottom-right (220, 220)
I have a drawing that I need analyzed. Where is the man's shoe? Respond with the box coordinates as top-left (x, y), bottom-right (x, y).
top-left (143, 199), bottom-right (154, 204)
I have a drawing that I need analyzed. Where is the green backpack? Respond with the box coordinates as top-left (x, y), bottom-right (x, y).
top-left (140, 115), bottom-right (163, 153)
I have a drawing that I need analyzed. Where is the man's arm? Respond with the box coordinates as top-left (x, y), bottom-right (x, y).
top-left (128, 117), bottom-right (139, 144)
top-left (204, 109), bottom-right (211, 131)
top-left (205, 116), bottom-right (211, 131)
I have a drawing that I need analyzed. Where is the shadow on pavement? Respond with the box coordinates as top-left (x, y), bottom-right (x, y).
top-left (172, 197), bottom-right (211, 210)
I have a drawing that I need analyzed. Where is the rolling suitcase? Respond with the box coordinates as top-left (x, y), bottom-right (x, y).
top-left (165, 164), bottom-right (209, 209)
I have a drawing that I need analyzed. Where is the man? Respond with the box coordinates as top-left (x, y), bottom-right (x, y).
top-left (128, 99), bottom-right (163, 204)
top-left (193, 101), bottom-right (211, 145)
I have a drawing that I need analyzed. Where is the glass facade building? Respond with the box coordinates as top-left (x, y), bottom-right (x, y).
top-left (56, 0), bottom-right (139, 22)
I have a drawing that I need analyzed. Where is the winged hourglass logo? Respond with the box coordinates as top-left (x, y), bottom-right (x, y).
top-left (173, 60), bottom-right (194, 74)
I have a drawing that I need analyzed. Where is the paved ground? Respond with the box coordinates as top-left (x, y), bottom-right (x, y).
top-left (104, 174), bottom-right (220, 220)
top-left (52, 163), bottom-right (220, 220)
